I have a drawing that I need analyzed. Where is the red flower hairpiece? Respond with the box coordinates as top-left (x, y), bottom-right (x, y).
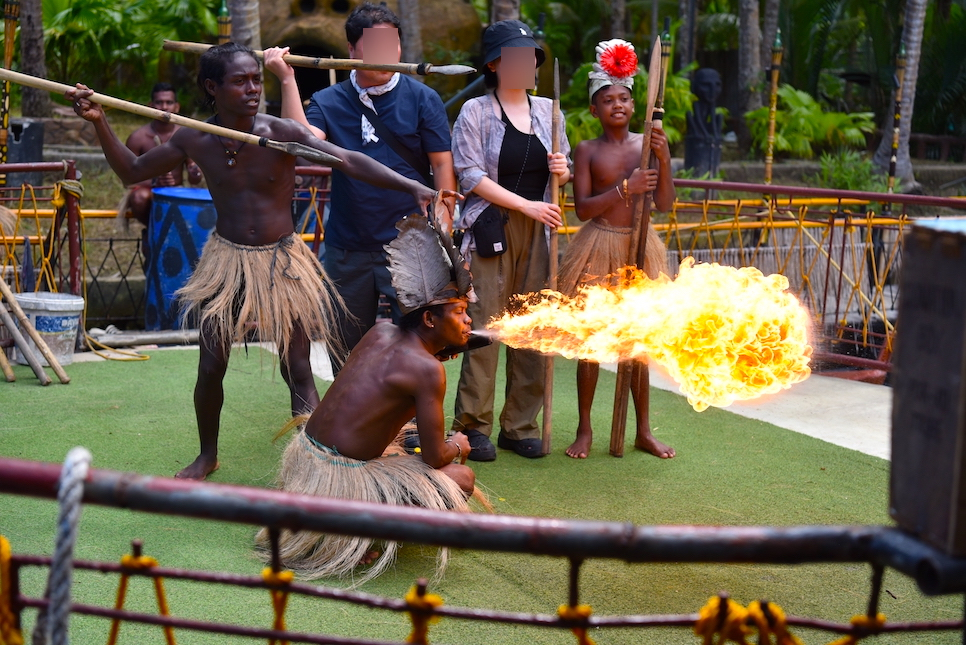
top-left (599, 42), bottom-right (638, 78)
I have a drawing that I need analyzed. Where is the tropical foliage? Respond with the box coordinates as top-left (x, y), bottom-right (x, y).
top-left (808, 148), bottom-right (890, 191)
top-left (745, 84), bottom-right (874, 158)
top-left (41, 0), bottom-right (218, 99)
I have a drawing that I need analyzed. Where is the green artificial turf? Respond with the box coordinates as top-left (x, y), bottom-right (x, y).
top-left (0, 347), bottom-right (962, 644)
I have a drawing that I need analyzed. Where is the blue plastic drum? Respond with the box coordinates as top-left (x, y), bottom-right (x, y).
top-left (144, 187), bottom-right (217, 330)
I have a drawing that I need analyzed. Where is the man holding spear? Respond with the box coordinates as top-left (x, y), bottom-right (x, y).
top-left (64, 42), bottom-right (447, 480)
top-left (557, 39), bottom-right (675, 459)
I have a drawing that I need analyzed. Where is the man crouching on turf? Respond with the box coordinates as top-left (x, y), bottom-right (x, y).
top-left (256, 212), bottom-right (483, 583)
top-left (66, 42), bottom-right (450, 481)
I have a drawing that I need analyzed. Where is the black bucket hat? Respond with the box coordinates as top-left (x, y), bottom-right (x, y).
top-left (482, 20), bottom-right (546, 68)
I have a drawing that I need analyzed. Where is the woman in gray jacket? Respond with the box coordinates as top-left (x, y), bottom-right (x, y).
top-left (450, 20), bottom-right (571, 461)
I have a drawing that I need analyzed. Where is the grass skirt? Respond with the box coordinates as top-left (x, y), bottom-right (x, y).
top-left (176, 233), bottom-right (344, 357)
top-left (557, 219), bottom-right (668, 297)
top-left (255, 428), bottom-right (469, 584)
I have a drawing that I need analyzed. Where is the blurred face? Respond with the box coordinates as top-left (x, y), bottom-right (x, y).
top-left (150, 90), bottom-right (179, 113)
top-left (590, 85), bottom-right (634, 126)
top-left (488, 47), bottom-right (537, 90)
top-left (348, 23), bottom-right (400, 87)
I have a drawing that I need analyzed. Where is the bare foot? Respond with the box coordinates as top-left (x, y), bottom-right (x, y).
top-left (634, 431), bottom-right (675, 459)
top-left (565, 428), bottom-right (593, 459)
top-left (359, 550), bottom-right (380, 566)
top-left (175, 455), bottom-right (219, 480)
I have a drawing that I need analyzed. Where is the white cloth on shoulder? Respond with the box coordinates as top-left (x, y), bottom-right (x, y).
top-left (349, 70), bottom-right (401, 145)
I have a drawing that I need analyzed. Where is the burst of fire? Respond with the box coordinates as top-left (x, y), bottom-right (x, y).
top-left (487, 258), bottom-right (813, 411)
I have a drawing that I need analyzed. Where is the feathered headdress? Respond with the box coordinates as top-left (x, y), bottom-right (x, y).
top-left (588, 39), bottom-right (638, 99)
top-left (385, 200), bottom-right (474, 315)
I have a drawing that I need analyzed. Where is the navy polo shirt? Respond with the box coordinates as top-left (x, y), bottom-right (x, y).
top-left (305, 75), bottom-right (451, 252)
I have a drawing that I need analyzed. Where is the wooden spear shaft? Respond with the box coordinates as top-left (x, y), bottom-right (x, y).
top-left (0, 67), bottom-right (344, 167)
top-left (0, 338), bottom-right (15, 381)
top-left (541, 59), bottom-right (561, 456)
top-left (0, 291), bottom-right (51, 384)
top-left (163, 40), bottom-right (477, 76)
top-left (610, 38), bottom-right (663, 458)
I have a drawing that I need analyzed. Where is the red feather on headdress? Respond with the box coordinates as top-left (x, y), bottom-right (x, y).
top-left (599, 42), bottom-right (638, 78)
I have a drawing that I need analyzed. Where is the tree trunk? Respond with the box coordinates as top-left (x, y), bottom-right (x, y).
top-left (227, 0), bottom-right (263, 111)
top-left (872, 0), bottom-right (927, 190)
top-left (612, 0), bottom-right (626, 40)
top-left (736, 0), bottom-right (762, 152)
top-left (19, 0), bottom-right (51, 117)
top-left (398, 0), bottom-right (424, 81)
top-left (759, 0), bottom-right (780, 103)
top-left (490, 0), bottom-right (520, 23)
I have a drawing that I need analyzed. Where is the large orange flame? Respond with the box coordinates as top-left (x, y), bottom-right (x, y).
top-left (488, 258), bottom-right (812, 411)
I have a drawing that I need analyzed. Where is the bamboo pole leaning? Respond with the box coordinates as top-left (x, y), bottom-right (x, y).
top-left (542, 59), bottom-right (561, 456)
top-left (0, 292), bottom-right (52, 385)
top-left (610, 38), bottom-right (663, 458)
top-left (0, 68), bottom-right (344, 167)
top-left (0, 279), bottom-right (69, 383)
top-left (163, 40), bottom-right (477, 76)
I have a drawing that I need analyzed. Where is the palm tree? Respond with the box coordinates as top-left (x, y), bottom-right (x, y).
top-left (19, 0), bottom-right (51, 117)
top-left (398, 0), bottom-right (424, 67)
top-left (872, 0), bottom-right (927, 189)
top-left (736, 0), bottom-right (762, 150)
top-left (226, 0), bottom-right (260, 50)
top-left (491, 0), bottom-right (521, 22)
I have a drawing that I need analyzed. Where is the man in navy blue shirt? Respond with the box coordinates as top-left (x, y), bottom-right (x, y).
top-left (265, 2), bottom-right (456, 372)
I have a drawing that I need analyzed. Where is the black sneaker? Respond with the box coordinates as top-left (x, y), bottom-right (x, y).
top-left (465, 429), bottom-right (497, 462)
top-left (497, 433), bottom-right (546, 458)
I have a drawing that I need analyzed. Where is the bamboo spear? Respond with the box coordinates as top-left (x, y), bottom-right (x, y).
top-left (0, 67), bottom-right (343, 166)
top-left (541, 59), bottom-right (561, 456)
top-left (610, 38), bottom-right (663, 458)
top-left (0, 0), bottom-right (20, 186)
top-left (163, 40), bottom-right (477, 76)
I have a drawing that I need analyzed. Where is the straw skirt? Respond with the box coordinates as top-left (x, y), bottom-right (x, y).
top-left (557, 219), bottom-right (668, 297)
top-left (176, 233), bottom-right (343, 357)
top-left (255, 429), bottom-right (469, 584)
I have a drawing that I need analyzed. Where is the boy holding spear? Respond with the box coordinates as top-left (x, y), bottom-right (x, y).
top-left (65, 42), bottom-right (447, 479)
top-left (557, 39), bottom-right (675, 459)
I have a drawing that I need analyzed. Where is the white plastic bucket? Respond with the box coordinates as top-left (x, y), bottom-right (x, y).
top-left (12, 292), bottom-right (85, 366)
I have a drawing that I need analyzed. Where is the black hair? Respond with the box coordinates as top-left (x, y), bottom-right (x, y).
top-left (483, 64), bottom-right (499, 90)
top-left (344, 2), bottom-right (401, 46)
top-left (151, 82), bottom-right (176, 101)
top-left (196, 42), bottom-right (259, 112)
top-left (399, 303), bottom-right (446, 331)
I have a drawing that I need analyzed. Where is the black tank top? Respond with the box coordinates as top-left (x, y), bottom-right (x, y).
top-left (495, 94), bottom-right (549, 203)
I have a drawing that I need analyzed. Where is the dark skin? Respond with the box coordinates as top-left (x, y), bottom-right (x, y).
top-left (566, 84), bottom-right (676, 460)
top-left (66, 52), bottom-right (451, 480)
top-left (306, 300), bottom-right (475, 493)
top-left (125, 90), bottom-right (202, 250)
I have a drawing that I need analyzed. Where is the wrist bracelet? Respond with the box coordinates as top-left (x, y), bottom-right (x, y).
top-left (445, 439), bottom-right (462, 463)
top-left (622, 178), bottom-right (630, 206)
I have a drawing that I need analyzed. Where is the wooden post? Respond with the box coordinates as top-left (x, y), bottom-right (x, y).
top-left (542, 59), bottom-right (560, 456)
top-left (610, 38), bottom-right (662, 457)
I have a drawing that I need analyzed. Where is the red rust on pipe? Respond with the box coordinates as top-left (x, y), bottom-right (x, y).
top-left (0, 162), bottom-right (67, 173)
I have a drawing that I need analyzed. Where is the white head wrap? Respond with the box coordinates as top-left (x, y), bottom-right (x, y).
top-left (587, 39), bottom-right (638, 100)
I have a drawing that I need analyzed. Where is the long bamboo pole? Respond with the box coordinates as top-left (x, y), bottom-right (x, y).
top-left (163, 40), bottom-right (477, 76)
top-left (0, 294), bottom-right (51, 384)
top-left (0, 279), bottom-right (69, 383)
top-left (610, 38), bottom-right (662, 458)
top-left (0, 0), bottom-right (20, 186)
top-left (541, 59), bottom-right (561, 456)
top-left (0, 67), bottom-right (343, 166)
top-left (0, 338), bottom-right (15, 381)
